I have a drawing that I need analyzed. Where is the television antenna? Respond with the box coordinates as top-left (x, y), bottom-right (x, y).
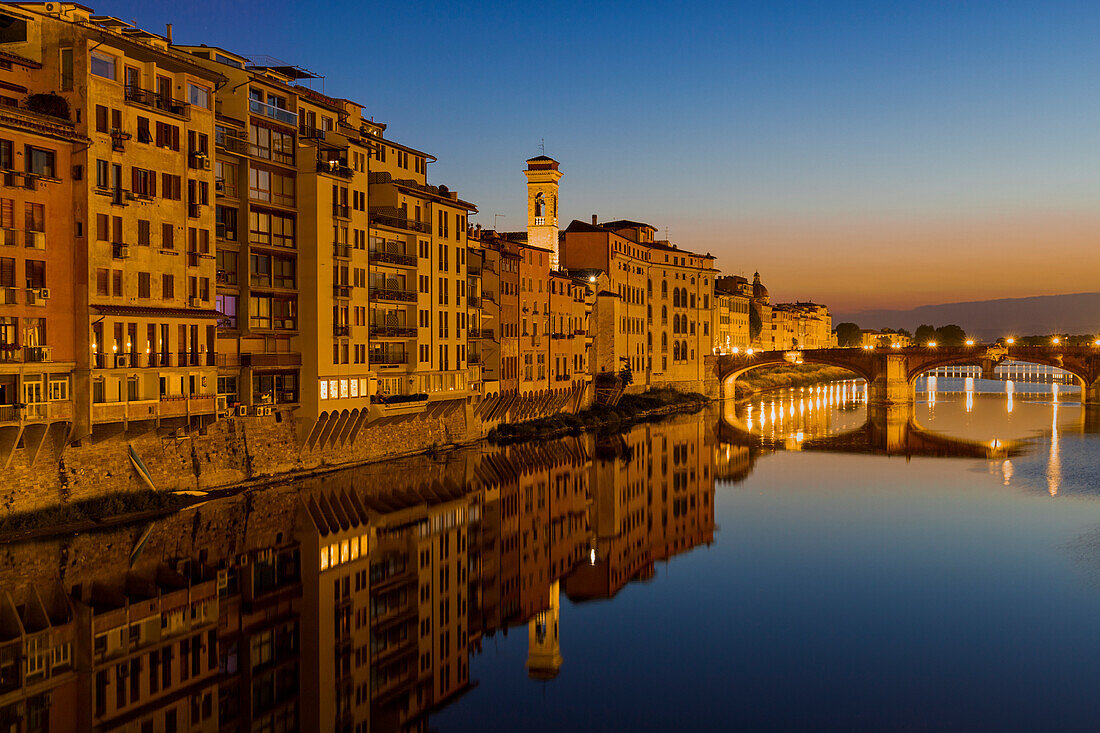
top-left (493, 213), bottom-right (505, 230)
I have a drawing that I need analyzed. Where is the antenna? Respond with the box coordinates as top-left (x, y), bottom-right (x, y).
top-left (539, 138), bottom-right (545, 155)
top-left (493, 213), bottom-right (505, 230)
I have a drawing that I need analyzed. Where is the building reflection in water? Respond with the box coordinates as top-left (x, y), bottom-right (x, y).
top-left (0, 417), bottom-right (718, 732)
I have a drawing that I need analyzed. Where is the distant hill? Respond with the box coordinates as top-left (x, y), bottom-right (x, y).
top-left (834, 292), bottom-right (1100, 341)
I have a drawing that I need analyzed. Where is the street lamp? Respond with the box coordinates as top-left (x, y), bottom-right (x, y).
top-left (965, 339), bottom-right (975, 346)
top-left (1052, 337), bottom-right (1061, 345)
top-left (927, 341), bottom-right (937, 348)
top-left (1005, 337), bottom-right (1015, 346)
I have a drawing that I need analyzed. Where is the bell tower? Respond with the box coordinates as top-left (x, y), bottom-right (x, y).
top-left (526, 580), bottom-right (563, 679)
top-left (524, 155), bottom-right (563, 269)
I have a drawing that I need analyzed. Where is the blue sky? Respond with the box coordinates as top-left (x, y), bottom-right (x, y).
top-left (104, 0), bottom-right (1100, 310)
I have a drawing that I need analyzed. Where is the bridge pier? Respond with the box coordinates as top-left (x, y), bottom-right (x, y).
top-left (980, 358), bottom-right (997, 380)
top-left (1084, 378), bottom-right (1100, 408)
top-left (866, 402), bottom-right (913, 454)
top-left (867, 354), bottom-right (914, 406)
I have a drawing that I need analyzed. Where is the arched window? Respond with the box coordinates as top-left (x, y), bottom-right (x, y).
top-left (673, 342), bottom-right (681, 360)
top-left (661, 305), bottom-right (668, 323)
top-left (662, 280), bottom-right (668, 296)
top-left (691, 293), bottom-right (696, 308)
top-left (533, 192), bottom-right (545, 218)
top-left (673, 289), bottom-right (680, 308)
top-left (662, 333), bottom-right (668, 352)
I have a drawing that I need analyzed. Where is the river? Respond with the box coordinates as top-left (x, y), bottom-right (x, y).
top-left (3, 377), bottom-right (1100, 731)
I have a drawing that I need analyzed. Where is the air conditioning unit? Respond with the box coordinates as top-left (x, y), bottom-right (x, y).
top-left (113, 244), bottom-right (129, 259)
top-left (189, 296), bottom-right (202, 307)
top-left (236, 405), bottom-right (247, 416)
top-left (38, 288), bottom-right (50, 300)
top-left (115, 353), bottom-right (129, 367)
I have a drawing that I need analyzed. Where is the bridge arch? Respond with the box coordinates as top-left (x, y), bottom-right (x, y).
top-left (904, 351), bottom-right (1091, 388)
top-left (716, 351), bottom-right (873, 400)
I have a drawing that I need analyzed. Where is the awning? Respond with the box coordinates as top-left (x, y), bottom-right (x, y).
top-left (92, 305), bottom-right (223, 319)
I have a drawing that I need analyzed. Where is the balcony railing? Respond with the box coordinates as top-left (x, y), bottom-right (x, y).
top-left (188, 203), bottom-right (201, 218)
top-left (249, 99), bottom-right (297, 126)
top-left (317, 160), bottom-right (354, 178)
top-left (333, 284), bottom-right (351, 298)
top-left (24, 230), bottom-right (44, 250)
top-left (0, 345), bottom-right (53, 363)
top-left (333, 324), bottom-right (350, 337)
top-left (124, 85), bottom-right (190, 118)
top-left (299, 124), bottom-right (326, 140)
top-left (369, 287), bottom-right (416, 303)
top-left (333, 243), bottom-right (351, 258)
top-left (216, 270), bottom-right (238, 285)
top-left (216, 134), bottom-right (249, 155)
top-left (331, 202), bottom-right (350, 218)
top-left (370, 250), bottom-right (417, 267)
top-left (369, 351), bottom-right (408, 365)
top-left (369, 325), bottom-right (416, 338)
top-left (368, 212), bottom-right (431, 234)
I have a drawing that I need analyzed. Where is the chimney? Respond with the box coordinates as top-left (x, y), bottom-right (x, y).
top-left (166, 24), bottom-right (173, 43)
top-left (591, 214), bottom-right (597, 226)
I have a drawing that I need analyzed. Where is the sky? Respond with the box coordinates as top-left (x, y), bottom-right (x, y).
top-left (102, 0), bottom-right (1100, 311)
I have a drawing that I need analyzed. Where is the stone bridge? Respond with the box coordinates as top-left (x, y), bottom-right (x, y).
top-left (715, 345), bottom-right (1100, 405)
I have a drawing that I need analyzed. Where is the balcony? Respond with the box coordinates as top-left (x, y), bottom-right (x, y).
top-left (317, 160), bottom-right (353, 178)
top-left (369, 351), bottom-right (408, 365)
top-left (0, 227), bottom-right (17, 247)
top-left (333, 324), bottom-right (350, 337)
top-left (91, 395), bottom-right (217, 425)
top-left (0, 287), bottom-right (16, 304)
top-left (124, 85), bottom-right (190, 118)
top-left (188, 203), bottom-right (201, 218)
top-left (241, 352), bottom-right (301, 367)
top-left (249, 98), bottom-right (297, 127)
top-left (368, 211), bottom-right (430, 234)
top-left (477, 328), bottom-right (495, 340)
top-left (216, 270), bottom-right (238, 286)
top-left (369, 287), bottom-right (416, 303)
top-left (331, 202), bottom-right (350, 218)
top-left (332, 243), bottom-right (351, 258)
top-left (0, 345), bottom-right (53, 363)
top-left (369, 250), bottom-right (417, 267)
top-left (333, 284), bottom-right (351, 298)
top-left (369, 325), bottom-right (416, 338)
top-left (299, 124), bottom-right (326, 141)
top-left (216, 133), bottom-right (249, 156)
top-left (24, 230), bottom-right (44, 250)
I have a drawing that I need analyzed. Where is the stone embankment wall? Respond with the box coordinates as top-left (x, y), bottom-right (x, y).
top-left (1, 400), bottom-right (479, 517)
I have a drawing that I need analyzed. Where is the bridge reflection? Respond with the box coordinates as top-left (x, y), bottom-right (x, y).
top-left (719, 381), bottom-right (1027, 459)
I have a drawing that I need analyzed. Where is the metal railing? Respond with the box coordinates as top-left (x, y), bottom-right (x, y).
top-left (368, 287), bottom-right (416, 303)
top-left (249, 98), bottom-right (297, 126)
top-left (368, 212), bottom-right (431, 233)
top-left (370, 250), bottom-right (417, 267)
top-left (369, 325), bottom-right (416, 338)
top-left (317, 160), bottom-right (354, 178)
top-left (124, 85), bottom-right (190, 118)
top-left (331, 202), bottom-right (350, 218)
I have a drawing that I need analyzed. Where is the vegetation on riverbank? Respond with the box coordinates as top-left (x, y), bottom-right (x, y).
top-left (488, 388), bottom-right (709, 444)
top-left (735, 364), bottom-right (856, 400)
top-left (0, 490), bottom-right (191, 537)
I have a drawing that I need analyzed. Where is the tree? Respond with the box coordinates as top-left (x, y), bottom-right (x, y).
top-left (935, 324), bottom-right (967, 346)
top-left (897, 328), bottom-right (912, 337)
top-left (914, 324), bottom-right (936, 345)
top-left (834, 322), bottom-right (861, 347)
top-left (749, 306), bottom-right (762, 341)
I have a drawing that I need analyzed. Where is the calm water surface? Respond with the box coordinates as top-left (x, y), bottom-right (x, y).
top-left (5, 376), bottom-right (1100, 732)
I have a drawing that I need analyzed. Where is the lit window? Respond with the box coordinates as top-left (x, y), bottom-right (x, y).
top-left (320, 380), bottom-right (328, 400)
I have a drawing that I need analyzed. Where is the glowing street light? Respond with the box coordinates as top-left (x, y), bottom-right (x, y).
top-left (1005, 337), bottom-right (1015, 346)
top-left (965, 339), bottom-right (975, 346)
top-left (927, 341), bottom-right (937, 348)
top-left (1052, 337), bottom-right (1061, 345)
top-left (731, 347), bottom-right (740, 354)
top-left (1094, 339), bottom-right (1100, 347)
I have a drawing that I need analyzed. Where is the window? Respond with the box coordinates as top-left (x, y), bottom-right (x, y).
top-left (23, 260), bottom-right (44, 289)
top-left (215, 160), bottom-right (238, 198)
top-left (249, 210), bottom-right (295, 248)
top-left (25, 147), bottom-right (55, 178)
top-left (138, 272), bottom-right (150, 298)
top-left (162, 274), bottom-right (174, 299)
top-left (250, 295), bottom-right (271, 329)
top-left (96, 268), bottom-right (108, 296)
top-left (188, 83), bottom-right (210, 109)
top-left (90, 51), bottom-right (115, 80)
top-left (161, 223), bottom-right (174, 250)
top-left (216, 206), bottom-right (237, 241)
top-left (216, 294), bottom-right (238, 328)
top-left (136, 116), bottom-right (151, 143)
top-left (132, 167), bottom-right (155, 197)
top-left (161, 173), bottom-right (182, 200)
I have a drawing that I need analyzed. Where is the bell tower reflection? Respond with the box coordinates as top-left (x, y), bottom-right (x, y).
top-left (526, 581), bottom-right (562, 679)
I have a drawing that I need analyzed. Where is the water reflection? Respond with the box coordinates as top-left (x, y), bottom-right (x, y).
top-left (3, 378), bottom-right (1099, 731)
top-left (0, 418), bottom-right (719, 732)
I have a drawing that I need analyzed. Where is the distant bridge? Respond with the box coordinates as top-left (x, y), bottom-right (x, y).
top-left (715, 345), bottom-right (1100, 405)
